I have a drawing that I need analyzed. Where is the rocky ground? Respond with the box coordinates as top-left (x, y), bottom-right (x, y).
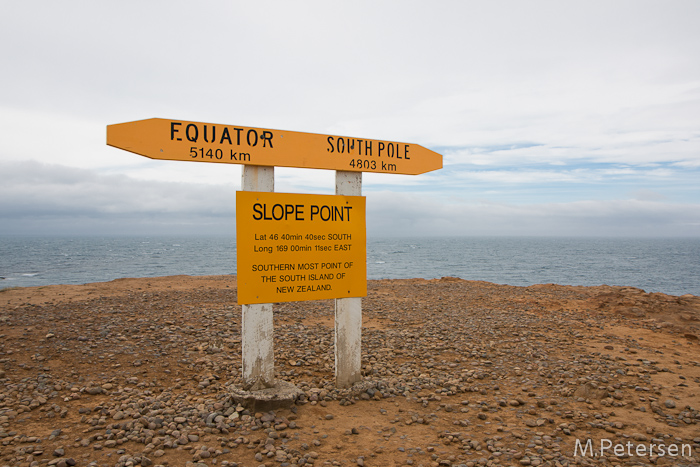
top-left (1, 275), bottom-right (699, 467)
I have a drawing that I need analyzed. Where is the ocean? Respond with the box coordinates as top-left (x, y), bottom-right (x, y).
top-left (1, 236), bottom-right (699, 296)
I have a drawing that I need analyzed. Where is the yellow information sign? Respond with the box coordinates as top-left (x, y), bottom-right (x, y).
top-left (107, 118), bottom-right (442, 175)
top-left (236, 191), bottom-right (366, 305)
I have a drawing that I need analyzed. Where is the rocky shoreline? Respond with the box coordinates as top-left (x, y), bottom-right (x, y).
top-left (1, 275), bottom-right (699, 467)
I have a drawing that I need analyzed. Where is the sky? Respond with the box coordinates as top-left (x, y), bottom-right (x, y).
top-left (1, 0), bottom-right (699, 237)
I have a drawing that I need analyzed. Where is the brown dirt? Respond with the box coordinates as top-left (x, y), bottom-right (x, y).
top-left (1, 276), bottom-right (699, 467)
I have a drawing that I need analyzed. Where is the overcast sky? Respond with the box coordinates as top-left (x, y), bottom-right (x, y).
top-left (1, 0), bottom-right (699, 237)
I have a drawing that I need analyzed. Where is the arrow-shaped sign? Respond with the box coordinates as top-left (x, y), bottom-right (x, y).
top-left (107, 118), bottom-right (442, 175)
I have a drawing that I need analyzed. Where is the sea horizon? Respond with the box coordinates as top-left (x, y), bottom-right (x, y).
top-left (1, 234), bottom-right (699, 297)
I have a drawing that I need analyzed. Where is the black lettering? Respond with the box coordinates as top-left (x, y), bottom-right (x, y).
top-left (247, 129), bottom-right (258, 147)
top-left (404, 144), bottom-right (410, 159)
top-left (327, 136), bottom-right (334, 153)
top-left (365, 140), bottom-right (372, 156)
top-left (337, 137), bottom-right (345, 153)
top-left (378, 142), bottom-right (385, 157)
top-left (170, 122), bottom-right (182, 141)
top-left (186, 124), bottom-right (198, 142)
top-left (220, 127), bottom-right (232, 144)
top-left (381, 161), bottom-right (387, 170)
top-left (252, 203), bottom-right (263, 220)
top-left (203, 125), bottom-right (215, 143)
top-left (295, 204), bottom-right (304, 221)
top-left (333, 206), bottom-right (343, 221)
top-left (272, 204), bottom-right (284, 220)
top-left (357, 139), bottom-right (363, 155)
top-left (234, 128), bottom-right (243, 145)
top-left (261, 131), bottom-right (274, 148)
top-left (285, 204), bottom-right (294, 220)
top-left (348, 139), bottom-right (355, 154)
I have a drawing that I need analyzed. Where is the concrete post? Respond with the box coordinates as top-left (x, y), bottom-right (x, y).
top-left (241, 165), bottom-right (275, 390)
top-left (335, 171), bottom-right (362, 388)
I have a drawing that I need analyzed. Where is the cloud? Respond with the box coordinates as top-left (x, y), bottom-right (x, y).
top-left (365, 192), bottom-right (700, 237)
top-left (629, 189), bottom-right (668, 202)
top-left (0, 161), bottom-right (238, 235)
top-left (3, 161), bottom-right (697, 237)
top-left (1, 2), bottom-right (699, 237)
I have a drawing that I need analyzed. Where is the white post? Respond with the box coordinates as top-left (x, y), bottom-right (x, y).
top-left (335, 171), bottom-right (362, 388)
top-left (241, 165), bottom-right (275, 390)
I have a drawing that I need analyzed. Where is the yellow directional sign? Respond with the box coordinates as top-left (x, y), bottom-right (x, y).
top-left (236, 191), bottom-right (366, 305)
top-left (107, 118), bottom-right (442, 175)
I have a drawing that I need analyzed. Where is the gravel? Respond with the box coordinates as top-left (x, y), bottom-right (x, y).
top-left (1, 276), bottom-right (699, 466)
